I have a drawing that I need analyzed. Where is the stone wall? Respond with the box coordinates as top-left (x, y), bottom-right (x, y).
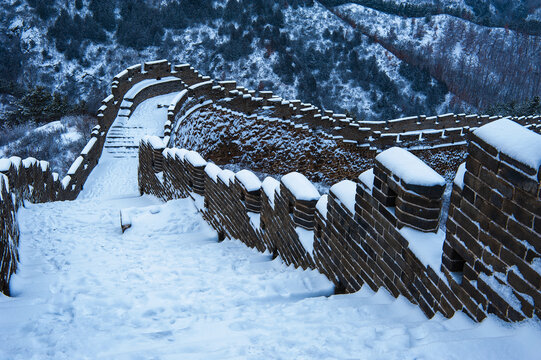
top-left (161, 62), bottom-right (541, 151)
top-left (0, 59), bottom-right (196, 295)
top-left (442, 119), bottom-right (541, 321)
top-left (138, 118), bottom-right (541, 322)
top-left (0, 175), bottom-right (19, 296)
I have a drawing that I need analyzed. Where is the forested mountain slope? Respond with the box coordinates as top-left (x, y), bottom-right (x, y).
top-left (1, 0), bottom-right (540, 125)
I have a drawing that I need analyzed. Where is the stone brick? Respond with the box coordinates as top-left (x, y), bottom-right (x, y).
top-left (468, 141), bottom-right (499, 173)
top-left (474, 195), bottom-right (509, 230)
top-left (500, 152), bottom-right (537, 177)
top-left (470, 136), bottom-right (498, 157)
top-left (456, 223), bottom-right (483, 258)
top-left (514, 188), bottom-right (540, 217)
top-left (452, 208), bottom-right (479, 239)
top-left (507, 217), bottom-right (541, 253)
top-left (502, 199), bottom-right (534, 228)
top-left (488, 221), bottom-right (527, 259)
top-left (465, 155), bottom-right (481, 177)
top-left (500, 247), bottom-right (541, 289)
top-left (498, 161), bottom-right (538, 195)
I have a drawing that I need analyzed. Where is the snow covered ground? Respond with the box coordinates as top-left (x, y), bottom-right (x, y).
top-left (80, 92), bottom-right (178, 200)
top-left (0, 93), bottom-right (540, 359)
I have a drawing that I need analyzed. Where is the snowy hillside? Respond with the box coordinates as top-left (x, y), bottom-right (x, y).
top-left (333, 2), bottom-right (541, 109)
top-left (0, 0), bottom-right (492, 123)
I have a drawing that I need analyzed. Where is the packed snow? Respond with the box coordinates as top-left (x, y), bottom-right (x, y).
top-left (235, 170), bottom-right (262, 192)
top-left (474, 118), bottom-right (541, 175)
top-left (80, 92), bottom-right (178, 200)
top-left (281, 172), bottom-right (320, 201)
top-left (376, 147), bottom-right (446, 186)
top-left (454, 162), bottom-right (466, 189)
top-left (329, 180), bottom-right (357, 215)
top-left (0, 92), bottom-right (540, 359)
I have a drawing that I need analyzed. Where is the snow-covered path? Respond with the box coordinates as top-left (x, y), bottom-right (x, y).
top-left (79, 92), bottom-right (178, 200)
top-left (0, 92), bottom-right (540, 359)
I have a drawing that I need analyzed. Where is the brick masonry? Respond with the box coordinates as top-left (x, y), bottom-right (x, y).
top-left (138, 119), bottom-right (541, 322)
top-left (2, 60), bottom-right (540, 323)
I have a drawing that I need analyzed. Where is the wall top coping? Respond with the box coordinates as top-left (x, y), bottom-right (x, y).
top-left (145, 59), bottom-right (168, 66)
top-left (236, 170), bottom-right (261, 192)
top-left (262, 177), bottom-right (280, 207)
top-left (67, 156), bottom-right (84, 176)
top-left (142, 135), bottom-right (164, 149)
top-left (358, 168), bottom-right (374, 191)
top-left (330, 180), bottom-right (356, 215)
top-left (22, 157), bottom-right (38, 168)
top-left (281, 172), bottom-right (320, 201)
top-left (217, 169), bottom-right (235, 186)
top-left (474, 118), bottom-right (541, 175)
top-left (185, 151), bottom-right (207, 167)
top-left (9, 157), bottom-right (21, 169)
top-left (376, 147), bottom-right (446, 187)
top-left (125, 77), bottom-right (180, 100)
top-left (204, 163), bottom-right (221, 182)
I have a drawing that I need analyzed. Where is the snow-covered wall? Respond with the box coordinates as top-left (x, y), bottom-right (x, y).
top-left (137, 118), bottom-right (541, 322)
top-left (0, 59), bottom-right (193, 296)
top-left (443, 119), bottom-right (541, 321)
top-left (161, 62), bottom-right (541, 153)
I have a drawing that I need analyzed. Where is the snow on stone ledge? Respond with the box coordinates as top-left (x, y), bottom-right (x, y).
top-left (454, 162), bottom-right (466, 189)
top-left (358, 168), bottom-right (374, 191)
top-left (281, 172), bottom-right (320, 201)
top-left (474, 118), bottom-right (541, 175)
top-left (39, 161), bottom-right (49, 172)
top-left (22, 157), bottom-right (37, 168)
top-left (399, 227), bottom-right (445, 273)
top-left (330, 180), bottom-right (356, 215)
top-left (61, 175), bottom-right (71, 189)
top-left (376, 147), bottom-right (445, 187)
top-left (67, 156), bottom-right (84, 176)
top-left (204, 163), bottom-right (221, 182)
top-left (218, 169), bottom-right (235, 186)
top-left (0, 159), bottom-right (12, 172)
top-left (9, 156), bottom-right (21, 170)
top-left (185, 151), bottom-right (207, 167)
top-left (172, 148), bottom-right (188, 160)
top-left (316, 195), bottom-right (328, 219)
top-left (262, 177), bottom-right (280, 208)
top-left (295, 226), bottom-right (315, 254)
top-left (81, 138), bottom-right (98, 156)
top-left (235, 170), bottom-right (261, 192)
top-left (142, 135), bottom-right (164, 149)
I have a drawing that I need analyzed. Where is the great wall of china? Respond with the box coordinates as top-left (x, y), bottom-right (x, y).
top-left (1, 59), bottom-right (540, 322)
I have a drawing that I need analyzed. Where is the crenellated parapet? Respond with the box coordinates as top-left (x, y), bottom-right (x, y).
top-left (2, 59), bottom-right (540, 322)
top-left (0, 59), bottom-right (201, 295)
top-left (161, 63), bottom-right (540, 153)
top-left (138, 118), bottom-right (540, 322)
top-left (443, 119), bottom-right (541, 321)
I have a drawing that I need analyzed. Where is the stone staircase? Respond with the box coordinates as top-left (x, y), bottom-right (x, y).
top-left (103, 117), bottom-right (143, 159)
